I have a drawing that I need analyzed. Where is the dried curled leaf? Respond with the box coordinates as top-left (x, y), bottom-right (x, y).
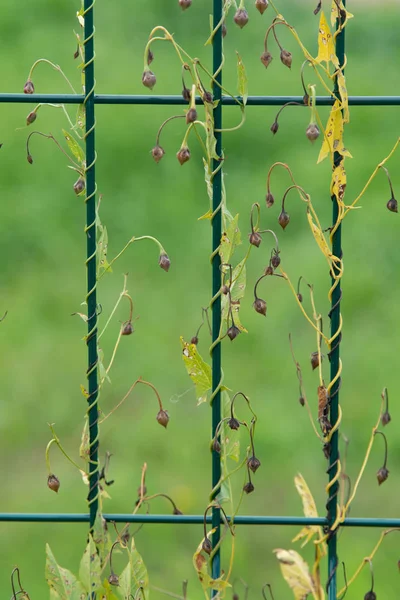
top-left (274, 549), bottom-right (323, 600)
top-left (292, 474), bottom-right (324, 549)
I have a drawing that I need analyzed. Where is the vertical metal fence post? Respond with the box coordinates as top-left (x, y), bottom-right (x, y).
top-left (211, 0), bottom-right (223, 586)
top-left (327, 3), bottom-right (346, 597)
top-left (83, 0), bottom-right (99, 530)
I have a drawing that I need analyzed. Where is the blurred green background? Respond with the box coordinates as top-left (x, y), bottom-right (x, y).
top-left (1, 0), bottom-right (399, 597)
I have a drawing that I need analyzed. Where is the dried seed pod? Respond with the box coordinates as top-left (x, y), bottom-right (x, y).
top-left (299, 396), bottom-right (305, 406)
top-left (255, 0), bottom-right (269, 15)
top-left (233, 594), bottom-right (239, 600)
top-left (381, 411), bottom-right (391, 426)
top-left (310, 351), bottom-right (320, 371)
top-left (212, 438), bottom-right (221, 453)
top-left (24, 79), bottom-right (35, 94)
top-left (303, 93), bottom-right (310, 106)
top-left (142, 70), bottom-right (157, 90)
top-left (227, 325), bottom-right (240, 341)
top-left (243, 481), bottom-right (255, 494)
top-left (234, 8), bottom-right (249, 28)
top-left (280, 49), bottom-right (292, 69)
top-left (364, 592), bottom-right (376, 600)
top-left (152, 145), bottom-right (165, 163)
top-left (177, 146), bottom-right (191, 165)
top-left (147, 49), bottom-right (154, 65)
top-left (222, 22), bottom-right (227, 37)
top-left (253, 297), bottom-right (267, 316)
top-left (173, 507), bottom-right (183, 515)
top-left (297, 293), bottom-right (303, 303)
top-left (179, 0), bottom-right (192, 9)
top-left (202, 538), bottom-right (212, 555)
top-left (376, 466), bottom-right (389, 485)
top-left (26, 111), bottom-right (37, 125)
top-left (278, 209), bottom-right (290, 230)
top-left (191, 336), bottom-right (199, 346)
top-left (27, 153), bottom-right (33, 164)
top-left (186, 108), bottom-right (197, 124)
top-left (306, 123), bottom-right (320, 142)
top-left (182, 86), bottom-right (191, 102)
top-left (108, 573), bottom-right (120, 586)
top-left (156, 409), bottom-right (170, 428)
top-left (247, 456), bottom-right (261, 473)
top-left (228, 417), bottom-right (240, 430)
top-left (271, 253), bottom-right (281, 269)
top-left (387, 197), bottom-right (398, 213)
top-left (73, 177), bottom-right (86, 195)
top-left (159, 253), bottom-right (171, 272)
top-left (249, 231), bottom-right (262, 247)
top-left (270, 121), bottom-right (279, 135)
top-left (122, 321), bottom-right (134, 336)
top-left (264, 265), bottom-right (274, 276)
top-left (203, 90), bottom-right (213, 103)
top-left (137, 484), bottom-right (147, 497)
top-left (221, 284), bottom-right (230, 295)
top-left (266, 192), bottom-right (275, 207)
top-left (47, 474), bottom-right (60, 493)
top-left (260, 51), bottom-right (273, 69)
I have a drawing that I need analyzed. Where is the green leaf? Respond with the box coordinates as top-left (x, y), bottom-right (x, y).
top-left (219, 214), bottom-right (241, 265)
top-left (236, 52), bottom-right (248, 106)
top-left (92, 512), bottom-right (113, 565)
top-left (100, 579), bottom-right (120, 599)
top-left (221, 260), bottom-right (247, 333)
top-left (180, 337), bottom-right (212, 404)
top-left (99, 347), bottom-right (111, 384)
top-left (79, 415), bottom-right (89, 461)
top-left (97, 224), bottom-right (112, 276)
top-left (62, 129), bottom-right (85, 165)
top-left (46, 544), bottom-right (86, 600)
top-left (118, 538), bottom-right (149, 600)
top-left (79, 535), bottom-right (102, 593)
top-left (205, 105), bottom-right (218, 161)
top-left (193, 533), bottom-right (231, 592)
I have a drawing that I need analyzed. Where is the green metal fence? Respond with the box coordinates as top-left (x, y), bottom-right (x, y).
top-left (1, 1), bottom-right (400, 598)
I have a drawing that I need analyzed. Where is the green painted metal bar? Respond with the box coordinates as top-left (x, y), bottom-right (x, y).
top-left (327, 6), bottom-right (346, 599)
top-left (83, 0), bottom-right (99, 531)
top-left (211, 0), bottom-right (223, 587)
top-left (2, 514), bottom-right (400, 527)
top-left (3, 93), bottom-right (400, 105)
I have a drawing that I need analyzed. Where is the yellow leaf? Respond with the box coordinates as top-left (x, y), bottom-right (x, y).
top-left (306, 210), bottom-right (331, 260)
top-left (317, 100), bottom-right (352, 163)
top-left (337, 70), bottom-right (349, 123)
top-left (193, 533), bottom-right (231, 592)
top-left (180, 337), bottom-right (212, 404)
top-left (274, 549), bottom-right (322, 600)
top-left (330, 0), bottom-right (354, 29)
top-left (315, 12), bottom-right (338, 68)
top-left (292, 474), bottom-right (324, 549)
top-left (330, 161), bottom-right (347, 204)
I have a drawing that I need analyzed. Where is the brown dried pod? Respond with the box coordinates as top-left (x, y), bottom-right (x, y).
top-left (306, 123), bottom-right (320, 142)
top-left (234, 8), bottom-right (249, 28)
top-left (253, 297), bottom-right (267, 316)
top-left (177, 146), bottom-right (191, 165)
top-left (27, 153), bottom-right (33, 164)
top-left (317, 385), bottom-right (328, 421)
top-left (266, 192), bottom-right (275, 207)
top-left (299, 396), bottom-right (305, 406)
top-left (249, 231), bottom-right (262, 248)
top-left (108, 573), bottom-right (120, 586)
top-left (387, 197), bottom-right (398, 213)
top-left (212, 438), bottom-right (221, 453)
top-left (191, 336), bottom-right (199, 345)
top-left (203, 90), bottom-right (213, 103)
top-left (24, 79), bottom-right (35, 94)
top-left (26, 111), bottom-right (37, 125)
top-left (271, 253), bottom-right (281, 269)
top-left (147, 49), bottom-right (154, 65)
top-left (247, 456), bottom-right (261, 473)
top-left (260, 51), bottom-right (273, 69)
top-left (202, 538), bottom-right (212, 555)
top-left (270, 121), bottom-right (279, 135)
top-left (227, 325), bottom-right (240, 341)
top-left (228, 416), bottom-right (240, 430)
top-left (303, 93), bottom-right (310, 105)
top-left (159, 253), bottom-right (171, 272)
top-left (280, 49), bottom-right (292, 69)
top-left (255, 0), bottom-right (269, 15)
top-left (377, 466), bottom-right (389, 486)
top-left (221, 284), bottom-right (230, 295)
top-left (73, 177), bottom-right (86, 195)
top-left (142, 70), bottom-right (157, 90)
top-left (47, 474), bottom-right (60, 493)
top-left (179, 0), bottom-right (192, 9)
top-left (186, 108), bottom-right (198, 124)
top-left (182, 86), bottom-right (191, 102)
top-left (264, 265), bottom-right (274, 276)
top-left (243, 481), bottom-right (255, 494)
top-left (381, 411), bottom-right (391, 426)
top-left (364, 592), bottom-right (376, 600)
top-left (173, 507), bottom-right (183, 515)
top-left (151, 145), bottom-right (165, 163)
top-left (310, 351), bottom-right (320, 371)
top-left (297, 293), bottom-right (303, 303)
top-left (122, 321), bottom-right (134, 336)
top-left (278, 209), bottom-right (290, 230)
top-left (156, 409), bottom-right (170, 428)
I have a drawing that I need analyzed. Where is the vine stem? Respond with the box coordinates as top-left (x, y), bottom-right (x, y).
top-left (28, 58), bottom-right (77, 94)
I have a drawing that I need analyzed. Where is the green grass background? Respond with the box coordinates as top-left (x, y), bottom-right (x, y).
top-left (1, 0), bottom-right (399, 597)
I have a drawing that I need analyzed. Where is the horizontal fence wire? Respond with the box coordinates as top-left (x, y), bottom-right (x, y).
top-left (1, 94), bottom-right (400, 105)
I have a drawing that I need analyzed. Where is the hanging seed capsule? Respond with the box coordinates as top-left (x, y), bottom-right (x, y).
top-left (381, 411), bottom-right (391, 426)
top-left (156, 409), bottom-right (170, 428)
top-left (26, 111), bottom-right (37, 125)
top-left (122, 321), bottom-right (134, 336)
top-left (376, 466), bottom-right (389, 485)
top-left (228, 416), bottom-right (240, 430)
top-left (182, 86), bottom-right (191, 102)
top-left (222, 284), bottom-right (230, 295)
top-left (280, 49), bottom-right (292, 69)
top-left (73, 177), bottom-right (86, 195)
top-left (27, 153), bottom-right (33, 164)
top-left (270, 121), bottom-right (279, 135)
top-left (243, 481), bottom-right (255, 494)
top-left (247, 456), bottom-right (261, 473)
top-left (179, 0), bottom-right (192, 9)
top-left (255, 0), bottom-right (269, 15)
top-left (264, 265), bottom-right (274, 276)
top-left (47, 474), bottom-right (60, 493)
top-left (278, 209), bottom-right (290, 230)
top-left (108, 573), bottom-right (120, 586)
top-left (159, 253), bottom-right (171, 272)
top-left (297, 293), bottom-right (303, 303)
top-left (212, 438), bottom-right (221, 453)
top-left (186, 108), bottom-right (197, 124)
top-left (260, 51), bottom-right (273, 68)
top-left (23, 79), bottom-right (35, 94)
top-left (387, 197), bottom-right (398, 213)
top-left (177, 146), bottom-right (191, 165)
top-left (203, 90), bottom-right (213, 103)
top-left (266, 192), bottom-right (275, 207)
top-left (233, 594), bottom-right (239, 600)
top-left (202, 538), bottom-right (212, 555)
top-left (299, 396), bottom-right (305, 406)
top-left (249, 231), bottom-right (262, 247)
top-left (173, 507), bottom-right (183, 515)
top-left (142, 70), bottom-right (157, 90)
top-left (151, 145), bottom-right (165, 163)
top-left (310, 351), bottom-right (320, 371)
top-left (227, 325), bottom-right (240, 341)
top-left (253, 297), bottom-right (267, 316)
top-left (271, 253), bottom-right (281, 269)
top-left (303, 93), bottom-right (310, 106)
top-left (306, 123), bottom-right (320, 142)
top-left (234, 8), bottom-right (249, 28)
top-left (147, 49), bottom-right (154, 65)
top-left (364, 592), bottom-right (377, 600)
